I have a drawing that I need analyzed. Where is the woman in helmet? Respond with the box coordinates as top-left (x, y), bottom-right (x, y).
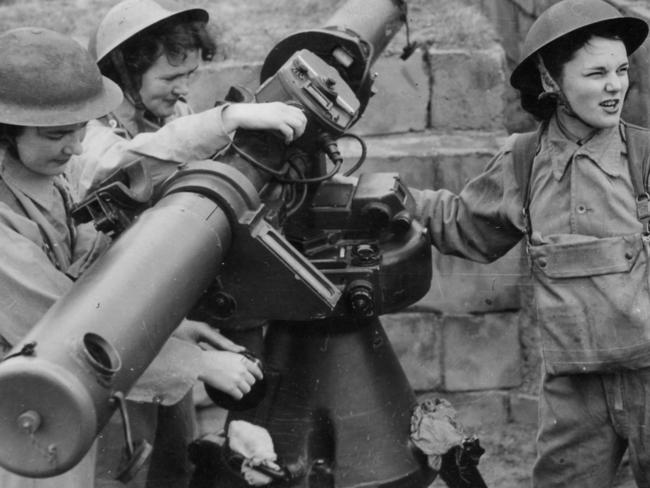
top-left (0, 27), bottom-right (119, 488)
top-left (412, 0), bottom-right (650, 485)
top-left (76, 1), bottom-right (299, 487)
top-left (77, 0), bottom-right (306, 195)
top-left (0, 26), bottom-right (265, 488)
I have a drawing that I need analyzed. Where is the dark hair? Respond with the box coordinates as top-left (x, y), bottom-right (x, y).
top-left (519, 24), bottom-right (627, 120)
top-left (99, 15), bottom-right (216, 91)
top-left (0, 123), bottom-right (25, 159)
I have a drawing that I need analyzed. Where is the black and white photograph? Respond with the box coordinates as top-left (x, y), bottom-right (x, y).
top-left (0, 0), bottom-right (648, 487)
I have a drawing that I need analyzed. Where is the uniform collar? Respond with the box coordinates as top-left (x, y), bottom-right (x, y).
top-left (545, 115), bottom-right (625, 181)
top-left (0, 148), bottom-right (60, 208)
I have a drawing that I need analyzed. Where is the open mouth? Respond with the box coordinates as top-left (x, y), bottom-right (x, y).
top-left (600, 99), bottom-right (620, 112)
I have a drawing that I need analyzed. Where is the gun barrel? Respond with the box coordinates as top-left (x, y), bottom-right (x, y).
top-left (0, 191), bottom-right (231, 477)
top-left (324, 0), bottom-right (406, 65)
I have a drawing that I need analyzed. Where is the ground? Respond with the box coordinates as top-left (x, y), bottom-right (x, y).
top-left (0, 0), bottom-right (640, 486)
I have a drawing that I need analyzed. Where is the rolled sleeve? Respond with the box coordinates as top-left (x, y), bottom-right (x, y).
top-left (79, 105), bottom-right (234, 197)
top-left (412, 146), bottom-right (526, 262)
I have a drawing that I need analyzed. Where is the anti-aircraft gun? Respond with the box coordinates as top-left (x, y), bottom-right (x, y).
top-left (0, 1), bottom-right (485, 487)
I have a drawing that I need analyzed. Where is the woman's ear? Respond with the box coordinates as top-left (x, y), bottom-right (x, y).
top-left (536, 54), bottom-right (561, 100)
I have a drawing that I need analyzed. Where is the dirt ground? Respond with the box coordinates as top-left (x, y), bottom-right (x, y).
top-left (1, 0), bottom-right (641, 486)
top-left (434, 422), bottom-right (636, 488)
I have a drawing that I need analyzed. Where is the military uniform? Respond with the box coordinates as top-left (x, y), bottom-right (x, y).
top-left (74, 99), bottom-right (232, 198)
top-left (0, 148), bottom-right (106, 488)
top-left (414, 116), bottom-right (650, 486)
top-left (0, 142), bottom-right (206, 487)
top-left (76, 95), bottom-right (240, 488)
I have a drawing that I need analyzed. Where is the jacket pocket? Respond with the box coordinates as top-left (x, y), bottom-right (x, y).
top-left (529, 234), bottom-right (641, 278)
top-left (529, 234), bottom-right (650, 374)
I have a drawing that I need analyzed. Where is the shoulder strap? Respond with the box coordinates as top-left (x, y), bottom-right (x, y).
top-left (511, 129), bottom-right (541, 237)
top-left (512, 131), bottom-right (539, 196)
top-left (623, 121), bottom-right (650, 234)
top-left (624, 121), bottom-right (650, 194)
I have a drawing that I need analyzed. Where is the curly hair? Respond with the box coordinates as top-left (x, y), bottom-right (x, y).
top-left (0, 124), bottom-right (24, 159)
top-left (99, 15), bottom-right (216, 92)
top-left (519, 24), bottom-right (626, 120)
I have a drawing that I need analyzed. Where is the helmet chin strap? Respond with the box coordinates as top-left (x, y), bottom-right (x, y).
top-left (536, 55), bottom-right (575, 115)
top-left (110, 49), bottom-right (148, 133)
top-left (536, 55), bottom-right (595, 142)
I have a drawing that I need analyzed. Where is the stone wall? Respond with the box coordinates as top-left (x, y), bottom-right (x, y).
top-left (190, 26), bottom-right (543, 429)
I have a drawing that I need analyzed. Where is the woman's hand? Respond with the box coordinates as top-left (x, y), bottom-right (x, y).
top-left (221, 102), bottom-right (307, 143)
top-left (173, 319), bottom-right (244, 353)
top-left (198, 350), bottom-right (264, 400)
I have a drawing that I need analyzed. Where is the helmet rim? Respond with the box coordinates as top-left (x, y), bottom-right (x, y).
top-left (0, 27), bottom-right (123, 127)
top-left (91, 0), bottom-right (209, 63)
top-left (0, 78), bottom-right (123, 127)
top-left (510, 0), bottom-right (649, 90)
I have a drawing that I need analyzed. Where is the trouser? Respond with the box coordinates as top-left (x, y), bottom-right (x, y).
top-left (96, 392), bottom-right (197, 488)
top-left (533, 369), bottom-right (650, 488)
top-left (0, 442), bottom-right (96, 488)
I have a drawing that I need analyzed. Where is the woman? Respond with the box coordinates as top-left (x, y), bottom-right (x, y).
top-left (77, 0), bottom-right (306, 195)
top-left (0, 26), bottom-right (122, 488)
top-left (78, 1), bottom-right (306, 486)
top-left (0, 26), bottom-right (264, 488)
top-left (413, 0), bottom-right (650, 486)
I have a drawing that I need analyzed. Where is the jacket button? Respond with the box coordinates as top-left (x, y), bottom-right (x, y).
top-left (538, 257), bottom-right (547, 268)
top-left (576, 205), bottom-right (587, 214)
top-left (625, 251), bottom-right (634, 260)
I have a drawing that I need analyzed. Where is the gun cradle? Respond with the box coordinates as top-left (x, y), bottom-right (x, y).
top-left (187, 167), bottom-right (431, 324)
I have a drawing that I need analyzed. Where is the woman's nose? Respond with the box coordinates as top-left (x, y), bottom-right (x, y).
top-left (172, 77), bottom-right (190, 97)
top-left (62, 134), bottom-right (84, 156)
top-left (605, 73), bottom-right (623, 92)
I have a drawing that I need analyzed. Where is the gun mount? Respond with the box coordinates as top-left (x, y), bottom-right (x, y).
top-left (0, 1), bottom-right (468, 487)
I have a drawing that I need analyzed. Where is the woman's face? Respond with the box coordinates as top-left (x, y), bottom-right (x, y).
top-left (139, 48), bottom-right (200, 118)
top-left (558, 36), bottom-right (629, 133)
top-left (15, 124), bottom-right (87, 176)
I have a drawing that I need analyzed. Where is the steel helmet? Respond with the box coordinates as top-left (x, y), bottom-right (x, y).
top-left (0, 28), bottom-right (123, 127)
top-left (90, 0), bottom-right (209, 63)
top-left (510, 0), bottom-right (648, 90)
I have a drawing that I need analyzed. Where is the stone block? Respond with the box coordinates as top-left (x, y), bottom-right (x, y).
top-left (442, 313), bottom-right (522, 391)
top-left (354, 50), bottom-right (430, 136)
top-left (533, 0), bottom-right (562, 16)
top-left (418, 390), bottom-right (510, 430)
top-left (188, 61), bottom-right (262, 112)
top-left (512, 0), bottom-right (536, 15)
top-left (624, 37), bottom-right (650, 127)
top-left (481, 0), bottom-right (521, 62)
top-left (416, 244), bottom-right (528, 314)
top-left (336, 130), bottom-right (506, 190)
top-left (509, 393), bottom-right (538, 426)
top-left (516, 9), bottom-right (535, 46)
top-left (382, 312), bottom-right (443, 391)
top-left (429, 46), bottom-right (507, 131)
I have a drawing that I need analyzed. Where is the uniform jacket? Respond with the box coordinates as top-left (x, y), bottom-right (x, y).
top-left (73, 97), bottom-right (232, 197)
top-left (0, 148), bottom-right (109, 348)
top-left (414, 116), bottom-right (650, 374)
top-left (0, 146), bottom-right (203, 405)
